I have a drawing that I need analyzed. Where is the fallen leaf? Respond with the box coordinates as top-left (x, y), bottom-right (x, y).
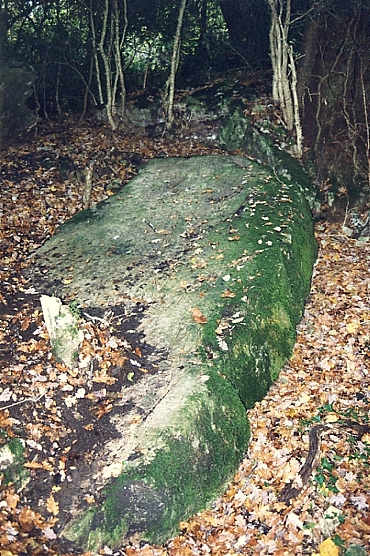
top-left (46, 495), bottom-right (59, 516)
top-left (19, 507), bottom-right (44, 532)
top-left (24, 461), bottom-right (44, 469)
top-left (43, 527), bottom-right (57, 540)
top-left (5, 492), bottom-right (20, 510)
top-left (324, 413), bottom-right (339, 423)
top-left (191, 307), bottom-right (207, 324)
top-left (319, 538), bottom-right (340, 556)
top-left (21, 317), bottom-right (31, 331)
top-left (346, 322), bottom-right (360, 334)
top-left (221, 289), bottom-right (236, 298)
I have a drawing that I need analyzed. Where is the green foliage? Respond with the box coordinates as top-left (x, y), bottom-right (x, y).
top-left (332, 534), bottom-right (345, 548)
top-left (302, 401), bottom-right (370, 500)
top-left (348, 441), bottom-right (370, 465)
top-left (0, 0), bottom-right (254, 115)
top-left (124, 0), bottom-right (228, 89)
top-left (300, 400), bottom-right (370, 430)
top-left (314, 457), bottom-right (339, 494)
top-left (344, 544), bottom-right (368, 556)
top-left (0, 436), bottom-right (29, 490)
top-left (7, 0), bottom-right (90, 114)
top-left (69, 300), bottom-right (80, 318)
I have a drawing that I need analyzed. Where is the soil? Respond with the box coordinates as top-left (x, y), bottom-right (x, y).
top-left (1, 292), bottom-right (167, 522)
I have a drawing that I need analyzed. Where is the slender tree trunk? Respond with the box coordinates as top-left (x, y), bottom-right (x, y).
top-left (268, 0), bottom-right (293, 129)
top-left (82, 165), bottom-right (94, 209)
top-left (142, 36), bottom-right (156, 90)
top-left (267, 0), bottom-right (303, 157)
top-left (112, 0), bottom-right (128, 119)
top-left (99, 0), bottom-right (117, 130)
top-left (297, 14), bottom-right (321, 105)
top-left (89, 0), bottom-right (104, 105)
top-left (80, 50), bottom-right (95, 119)
top-left (55, 63), bottom-right (62, 115)
top-left (87, 0), bottom-right (128, 129)
top-left (42, 70), bottom-right (49, 119)
top-left (288, 44), bottom-right (302, 157)
top-left (164, 0), bottom-right (188, 132)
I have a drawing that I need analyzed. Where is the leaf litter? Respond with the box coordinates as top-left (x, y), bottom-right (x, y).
top-left (0, 118), bottom-right (369, 555)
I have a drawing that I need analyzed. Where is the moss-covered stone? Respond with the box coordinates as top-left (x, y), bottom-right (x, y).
top-left (0, 433), bottom-right (29, 490)
top-left (63, 371), bottom-right (248, 549)
top-left (0, 56), bottom-right (38, 149)
top-left (29, 154), bottom-right (317, 550)
top-left (219, 107), bottom-right (319, 210)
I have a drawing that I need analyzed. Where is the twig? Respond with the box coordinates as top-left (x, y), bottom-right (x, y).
top-left (0, 392), bottom-right (45, 411)
top-left (143, 218), bottom-right (158, 233)
top-left (342, 197), bottom-right (350, 229)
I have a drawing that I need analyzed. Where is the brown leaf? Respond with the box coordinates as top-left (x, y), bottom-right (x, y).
top-left (46, 495), bottom-right (59, 516)
top-left (191, 307), bottom-right (208, 324)
top-left (24, 461), bottom-right (44, 469)
top-left (19, 507), bottom-right (44, 532)
top-left (5, 492), bottom-right (19, 510)
top-left (221, 289), bottom-right (236, 298)
top-left (96, 402), bottom-right (113, 419)
top-left (21, 317), bottom-right (31, 331)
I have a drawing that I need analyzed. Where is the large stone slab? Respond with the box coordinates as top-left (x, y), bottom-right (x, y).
top-left (28, 154), bottom-right (317, 551)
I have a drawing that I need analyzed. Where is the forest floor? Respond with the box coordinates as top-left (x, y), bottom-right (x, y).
top-left (0, 118), bottom-right (369, 556)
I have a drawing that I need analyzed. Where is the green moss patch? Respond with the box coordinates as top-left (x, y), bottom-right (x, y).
top-left (0, 433), bottom-right (29, 490)
top-left (62, 370), bottom-right (249, 549)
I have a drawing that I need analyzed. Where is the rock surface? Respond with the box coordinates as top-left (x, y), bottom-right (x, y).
top-left (28, 153), bottom-right (317, 551)
top-left (0, 57), bottom-right (37, 149)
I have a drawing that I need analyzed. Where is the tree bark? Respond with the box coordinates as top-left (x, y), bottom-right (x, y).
top-left (98, 0), bottom-right (118, 129)
top-left (164, 0), bottom-right (188, 132)
top-left (297, 14), bottom-right (322, 105)
top-left (268, 0), bottom-right (303, 156)
top-left (268, 0), bottom-right (294, 129)
top-left (88, 0), bottom-right (104, 105)
top-left (112, 0), bottom-right (128, 120)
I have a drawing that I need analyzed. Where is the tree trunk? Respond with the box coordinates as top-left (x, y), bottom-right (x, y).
top-left (80, 50), bottom-right (95, 120)
top-left (268, 0), bottom-right (293, 129)
top-left (55, 63), bottom-right (62, 116)
top-left (89, 0), bottom-right (104, 106)
top-left (297, 14), bottom-right (322, 105)
top-left (0, 6), bottom-right (8, 60)
top-left (112, 0), bottom-right (128, 120)
top-left (267, 0), bottom-right (303, 157)
top-left (164, 0), bottom-right (188, 132)
top-left (99, 0), bottom-right (118, 129)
